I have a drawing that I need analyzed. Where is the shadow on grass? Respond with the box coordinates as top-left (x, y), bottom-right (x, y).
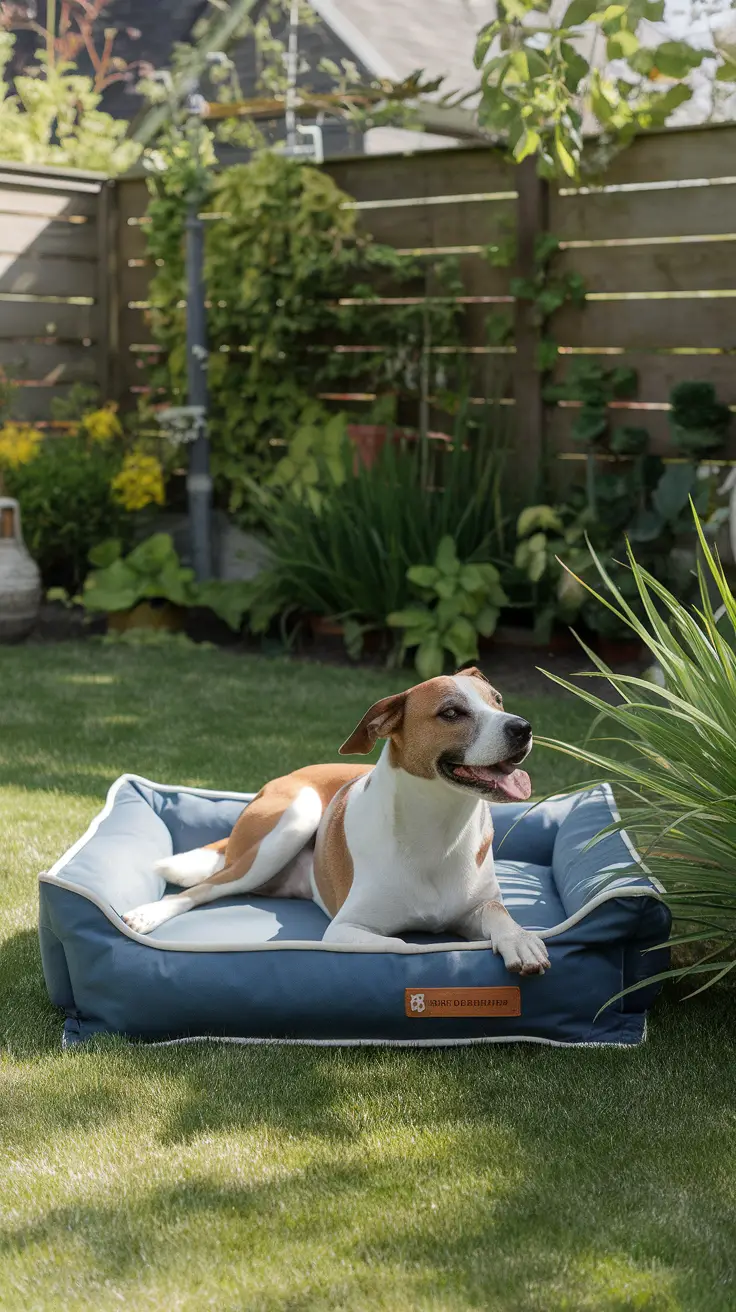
top-left (1, 1004), bottom-right (734, 1310)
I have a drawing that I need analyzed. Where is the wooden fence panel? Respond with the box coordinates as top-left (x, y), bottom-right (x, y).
top-left (0, 164), bottom-right (106, 424)
top-left (110, 122), bottom-right (736, 469)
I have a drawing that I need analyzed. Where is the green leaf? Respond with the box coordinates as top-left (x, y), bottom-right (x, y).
top-left (415, 638), bottom-right (444, 680)
top-left (514, 127), bottom-right (541, 164)
top-left (435, 535), bottom-right (460, 576)
top-left (82, 560), bottom-right (141, 613)
top-left (126, 533), bottom-right (178, 577)
top-left (563, 0), bottom-right (601, 22)
top-left (652, 41), bottom-right (707, 78)
top-left (528, 551), bottom-right (547, 584)
top-left (651, 463), bottom-right (696, 524)
top-left (572, 406), bottom-right (608, 446)
top-left (387, 606), bottom-right (433, 632)
top-left (517, 504), bottom-right (564, 537)
top-left (476, 604), bottom-right (500, 638)
top-left (716, 60), bottom-right (736, 83)
top-left (554, 132), bottom-right (577, 179)
top-left (514, 541), bottom-right (532, 571)
top-left (607, 30), bottom-right (639, 60)
top-left (443, 618), bottom-right (479, 664)
top-left (406, 564), bottom-right (440, 590)
top-left (88, 538), bottom-right (121, 569)
top-left (434, 576), bottom-right (459, 601)
top-left (474, 21), bottom-right (500, 69)
top-left (459, 564), bottom-right (487, 593)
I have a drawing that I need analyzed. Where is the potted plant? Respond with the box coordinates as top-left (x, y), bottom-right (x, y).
top-left (81, 534), bottom-right (198, 632)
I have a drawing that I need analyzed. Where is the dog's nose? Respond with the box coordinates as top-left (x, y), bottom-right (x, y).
top-left (504, 716), bottom-right (532, 750)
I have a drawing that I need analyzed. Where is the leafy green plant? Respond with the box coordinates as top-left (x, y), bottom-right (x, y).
top-left (669, 381), bottom-right (732, 458)
top-left (3, 432), bottom-right (131, 591)
top-left (510, 232), bottom-right (586, 372)
top-left (241, 403), bottom-right (510, 642)
top-left (0, 11), bottom-right (141, 173)
top-left (82, 536), bottom-right (198, 614)
top-left (143, 150), bottom-right (464, 526)
top-left (387, 536), bottom-right (506, 679)
top-left (511, 502), bottom-right (591, 641)
top-left (268, 410), bottom-right (347, 513)
top-left (80, 535), bottom-right (254, 633)
top-left (474, 1), bottom-right (735, 180)
top-left (540, 512), bottom-right (736, 994)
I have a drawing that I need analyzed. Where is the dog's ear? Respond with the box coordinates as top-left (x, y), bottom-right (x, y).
top-left (456, 665), bottom-right (489, 685)
top-left (339, 691), bottom-right (408, 755)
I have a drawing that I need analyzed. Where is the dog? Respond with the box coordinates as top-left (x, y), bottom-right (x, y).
top-left (122, 668), bottom-right (550, 975)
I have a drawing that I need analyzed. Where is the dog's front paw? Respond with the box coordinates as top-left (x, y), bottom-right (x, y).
top-left (496, 928), bottom-right (550, 976)
top-left (122, 901), bottom-right (169, 935)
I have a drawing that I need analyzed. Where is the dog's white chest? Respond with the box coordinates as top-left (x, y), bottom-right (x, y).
top-left (341, 766), bottom-right (495, 936)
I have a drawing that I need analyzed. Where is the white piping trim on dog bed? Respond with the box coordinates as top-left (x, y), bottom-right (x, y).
top-left (125, 1023), bottom-right (646, 1051)
top-left (40, 773), bottom-right (666, 955)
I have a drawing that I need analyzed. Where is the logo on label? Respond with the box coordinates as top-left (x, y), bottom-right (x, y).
top-left (404, 987), bottom-right (521, 1018)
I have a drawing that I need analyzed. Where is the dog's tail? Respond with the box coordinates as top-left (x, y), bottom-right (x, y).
top-left (155, 839), bottom-right (229, 887)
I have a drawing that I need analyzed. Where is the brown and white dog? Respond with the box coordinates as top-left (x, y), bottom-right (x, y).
top-left (123, 669), bottom-right (550, 975)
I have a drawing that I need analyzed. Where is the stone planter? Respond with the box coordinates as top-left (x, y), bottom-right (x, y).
top-left (0, 497), bottom-right (41, 642)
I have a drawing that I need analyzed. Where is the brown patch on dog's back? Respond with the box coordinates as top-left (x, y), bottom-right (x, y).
top-left (209, 764), bottom-right (371, 889)
top-left (312, 780), bottom-right (356, 916)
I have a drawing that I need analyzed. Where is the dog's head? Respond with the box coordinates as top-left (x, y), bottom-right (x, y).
top-left (340, 667), bottom-right (532, 802)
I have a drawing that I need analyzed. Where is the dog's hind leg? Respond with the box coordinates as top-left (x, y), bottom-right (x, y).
top-left (123, 786), bottom-right (323, 936)
top-left (155, 839), bottom-right (229, 887)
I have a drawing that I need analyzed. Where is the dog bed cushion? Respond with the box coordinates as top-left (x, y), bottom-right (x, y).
top-left (38, 776), bottom-right (671, 1048)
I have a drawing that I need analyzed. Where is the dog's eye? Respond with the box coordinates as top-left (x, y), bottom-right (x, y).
top-left (438, 706), bottom-right (466, 721)
top-left (494, 693), bottom-right (502, 706)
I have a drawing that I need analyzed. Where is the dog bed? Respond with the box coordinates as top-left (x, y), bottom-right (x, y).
top-left (38, 775), bottom-right (671, 1048)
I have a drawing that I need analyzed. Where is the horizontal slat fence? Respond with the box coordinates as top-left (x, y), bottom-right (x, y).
top-left (0, 164), bottom-right (111, 424)
top-left (114, 122), bottom-right (736, 486)
top-left (5, 121), bottom-right (736, 482)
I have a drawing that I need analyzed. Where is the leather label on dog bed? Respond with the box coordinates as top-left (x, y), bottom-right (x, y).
top-left (405, 987), bottom-right (521, 1018)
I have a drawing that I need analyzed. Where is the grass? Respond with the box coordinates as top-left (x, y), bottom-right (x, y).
top-left (1, 641), bottom-right (734, 1312)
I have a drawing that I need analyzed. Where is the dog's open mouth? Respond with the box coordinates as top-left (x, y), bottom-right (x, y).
top-left (439, 757), bottom-right (531, 802)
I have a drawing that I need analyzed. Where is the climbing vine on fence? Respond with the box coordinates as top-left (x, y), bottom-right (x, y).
top-left (143, 148), bottom-right (465, 525)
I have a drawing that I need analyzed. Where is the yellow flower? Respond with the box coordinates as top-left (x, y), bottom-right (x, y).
top-left (111, 451), bottom-right (165, 512)
top-left (0, 423), bottom-right (43, 469)
top-left (83, 404), bottom-right (123, 444)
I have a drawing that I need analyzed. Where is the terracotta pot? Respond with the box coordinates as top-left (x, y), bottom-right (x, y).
top-left (308, 614), bottom-right (344, 639)
top-left (0, 497), bottom-right (41, 642)
top-left (346, 424), bottom-right (414, 471)
top-left (107, 601), bottom-right (184, 634)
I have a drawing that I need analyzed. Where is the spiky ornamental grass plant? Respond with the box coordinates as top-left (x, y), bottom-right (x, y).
top-left (538, 509), bottom-right (736, 997)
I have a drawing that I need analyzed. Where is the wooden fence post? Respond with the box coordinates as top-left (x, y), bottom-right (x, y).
top-left (97, 178), bottom-right (118, 403)
top-left (513, 159), bottom-right (549, 503)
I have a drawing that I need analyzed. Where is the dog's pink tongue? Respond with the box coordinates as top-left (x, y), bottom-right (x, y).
top-left (456, 764), bottom-right (532, 801)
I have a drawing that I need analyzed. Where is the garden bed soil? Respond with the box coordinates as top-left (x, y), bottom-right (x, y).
top-left (27, 602), bottom-right (646, 702)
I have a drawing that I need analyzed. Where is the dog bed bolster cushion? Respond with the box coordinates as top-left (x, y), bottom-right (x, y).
top-left (38, 776), bottom-right (671, 1048)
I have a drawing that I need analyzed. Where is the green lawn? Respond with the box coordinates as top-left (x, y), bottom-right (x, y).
top-left (1, 643), bottom-right (734, 1312)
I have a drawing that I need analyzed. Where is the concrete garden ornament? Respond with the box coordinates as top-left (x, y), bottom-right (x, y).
top-left (0, 496), bottom-right (41, 641)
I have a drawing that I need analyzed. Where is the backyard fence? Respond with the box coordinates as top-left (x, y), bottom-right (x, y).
top-left (0, 161), bottom-right (113, 424)
top-left (2, 121), bottom-right (736, 481)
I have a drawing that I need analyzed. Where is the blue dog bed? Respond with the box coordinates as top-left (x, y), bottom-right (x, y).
top-left (38, 775), bottom-right (670, 1048)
